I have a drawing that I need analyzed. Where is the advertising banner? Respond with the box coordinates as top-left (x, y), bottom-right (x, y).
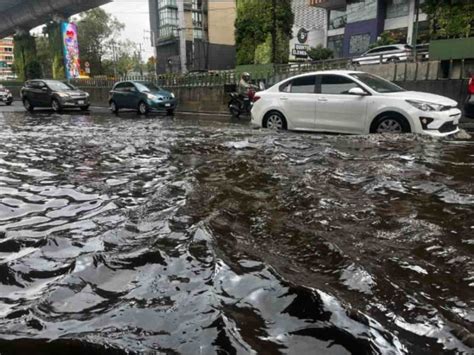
top-left (61, 22), bottom-right (81, 79)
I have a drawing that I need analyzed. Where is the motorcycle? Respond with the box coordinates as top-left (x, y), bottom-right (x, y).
top-left (228, 89), bottom-right (255, 118)
top-left (228, 81), bottom-right (265, 118)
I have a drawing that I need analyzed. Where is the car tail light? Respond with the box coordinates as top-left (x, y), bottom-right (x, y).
top-left (252, 95), bottom-right (261, 103)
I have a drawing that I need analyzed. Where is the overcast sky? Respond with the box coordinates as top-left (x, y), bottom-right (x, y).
top-left (100, 0), bottom-right (154, 59)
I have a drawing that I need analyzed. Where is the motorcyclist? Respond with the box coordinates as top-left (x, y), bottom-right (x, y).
top-left (238, 72), bottom-right (258, 111)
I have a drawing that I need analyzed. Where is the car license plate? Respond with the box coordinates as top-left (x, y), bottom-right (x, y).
top-left (78, 100), bottom-right (85, 105)
top-left (165, 103), bottom-right (171, 107)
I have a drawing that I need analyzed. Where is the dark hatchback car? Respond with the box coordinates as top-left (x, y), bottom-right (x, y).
top-left (20, 80), bottom-right (90, 112)
top-left (109, 81), bottom-right (177, 115)
top-left (0, 84), bottom-right (13, 105)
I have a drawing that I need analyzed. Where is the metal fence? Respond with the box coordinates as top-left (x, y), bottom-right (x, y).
top-left (2, 58), bottom-right (472, 91)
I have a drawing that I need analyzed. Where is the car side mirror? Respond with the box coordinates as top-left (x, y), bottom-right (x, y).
top-left (41, 87), bottom-right (48, 91)
top-left (348, 87), bottom-right (367, 96)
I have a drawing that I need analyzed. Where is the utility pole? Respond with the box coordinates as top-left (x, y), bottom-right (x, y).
top-left (412, 0), bottom-right (420, 61)
top-left (177, 0), bottom-right (187, 74)
top-left (271, 0), bottom-right (277, 64)
top-left (110, 40), bottom-right (117, 78)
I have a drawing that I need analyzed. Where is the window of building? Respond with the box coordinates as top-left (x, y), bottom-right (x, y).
top-left (329, 8), bottom-right (347, 30)
top-left (327, 35), bottom-right (344, 58)
top-left (385, 0), bottom-right (409, 19)
top-left (349, 33), bottom-right (371, 55)
top-left (346, 0), bottom-right (377, 24)
top-left (319, 75), bottom-right (360, 95)
top-left (157, 0), bottom-right (176, 9)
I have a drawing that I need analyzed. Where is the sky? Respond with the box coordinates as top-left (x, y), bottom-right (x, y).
top-left (100, 0), bottom-right (154, 59)
top-left (31, 0), bottom-right (154, 59)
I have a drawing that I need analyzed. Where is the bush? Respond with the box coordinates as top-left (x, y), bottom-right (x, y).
top-left (25, 60), bottom-right (42, 80)
top-left (307, 45), bottom-right (333, 61)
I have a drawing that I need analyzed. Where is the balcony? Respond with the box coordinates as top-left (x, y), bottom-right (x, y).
top-left (309, 0), bottom-right (347, 10)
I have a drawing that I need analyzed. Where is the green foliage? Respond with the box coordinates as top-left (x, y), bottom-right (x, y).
top-left (44, 22), bottom-right (65, 79)
top-left (422, 0), bottom-right (474, 39)
top-left (13, 33), bottom-right (37, 81)
top-left (369, 31), bottom-right (398, 49)
top-left (25, 60), bottom-right (42, 80)
top-left (75, 8), bottom-right (124, 76)
top-left (307, 45), bottom-right (333, 61)
top-left (35, 36), bottom-right (53, 78)
top-left (147, 56), bottom-right (156, 74)
top-left (236, 0), bottom-right (294, 65)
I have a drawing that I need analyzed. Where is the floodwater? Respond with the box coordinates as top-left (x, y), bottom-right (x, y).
top-left (0, 111), bottom-right (473, 354)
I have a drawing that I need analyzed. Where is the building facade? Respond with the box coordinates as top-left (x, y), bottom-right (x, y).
top-left (0, 37), bottom-right (14, 78)
top-left (310, 0), bottom-right (429, 58)
top-left (148, 0), bottom-right (236, 73)
top-left (289, 0), bottom-right (327, 61)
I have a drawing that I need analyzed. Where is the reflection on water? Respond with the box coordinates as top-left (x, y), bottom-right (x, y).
top-left (0, 113), bottom-right (473, 354)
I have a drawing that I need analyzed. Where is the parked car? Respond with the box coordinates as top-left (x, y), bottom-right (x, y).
top-left (0, 84), bottom-right (13, 105)
top-left (352, 44), bottom-right (413, 65)
top-left (415, 43), bottom-right (430, 61)
top-left (251, 70), bottom-right (461, 137)
top-left (20, 80), bottom-right (90, 112)
top-left (109, 81), bottom-right (176, 115)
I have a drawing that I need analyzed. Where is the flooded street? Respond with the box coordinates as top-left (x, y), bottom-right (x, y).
top-left (0, 111), bottom-right (473, 354)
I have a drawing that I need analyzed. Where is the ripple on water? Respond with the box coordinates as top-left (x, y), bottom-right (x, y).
top-left (0, 113), bottom-right (472, 354)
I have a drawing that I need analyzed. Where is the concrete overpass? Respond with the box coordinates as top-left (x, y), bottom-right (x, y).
top-left (0, 0), bottom-right (112, 38)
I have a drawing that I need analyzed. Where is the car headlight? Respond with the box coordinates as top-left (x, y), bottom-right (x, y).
top-left (57, 92), bottom-right (70, 98)
top-left (170, 92), bottom-right (175, 99)
top-left (84, 92), bottom-right (90, 98)
top-left (406, 99), bottom-right (444, 112)
top-left (147, 93), bottom-right (158, 100)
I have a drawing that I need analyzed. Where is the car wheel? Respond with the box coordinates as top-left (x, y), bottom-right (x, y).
top-left (372, 115), bottom-right (410, 134)
top-left (6, 102), bottom-right (12, 106)
top-left (80, 106), bottom-right (90, 112)
top-left (23, 98), bottom-right (34, 112)
top-left (264, 111), bottom-right (287, 130)
top-left (138, 101), bottom-right (149, 115)
top-left (110, 100), bottom-right (118, 114)
top-left (166, 109), bottom-right (175, 116)
top-left (51, 99), bottom-right (62, 113)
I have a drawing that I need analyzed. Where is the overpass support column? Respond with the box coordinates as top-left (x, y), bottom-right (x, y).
top-left (13, 30), bottom-right (41, 81)
top-left (45, 18), bottom-right (68, 80)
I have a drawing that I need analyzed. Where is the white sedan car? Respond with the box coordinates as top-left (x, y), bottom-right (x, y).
top-left (251, 70), bottom-right (461, 137)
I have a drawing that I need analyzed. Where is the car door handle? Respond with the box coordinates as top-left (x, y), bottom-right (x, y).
top-left (318, 98), bottom-right (328, 102)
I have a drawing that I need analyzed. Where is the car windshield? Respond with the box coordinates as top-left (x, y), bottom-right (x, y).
top-left (350, 73), bottom-right (405, 93)
top-left (135, 82), bottom-right (161, 92)
top-left (46, 81), bottom-right (75, 91)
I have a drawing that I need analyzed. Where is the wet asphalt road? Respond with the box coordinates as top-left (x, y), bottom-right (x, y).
top-left (0, 107), bottom-right (473, 354)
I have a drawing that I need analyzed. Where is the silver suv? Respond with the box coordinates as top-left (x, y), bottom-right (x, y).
top-left (352, 44), bottom-right (413, 65)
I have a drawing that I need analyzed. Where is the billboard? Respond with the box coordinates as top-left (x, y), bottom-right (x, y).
top-left (61, 22), bottom-right (81, 79)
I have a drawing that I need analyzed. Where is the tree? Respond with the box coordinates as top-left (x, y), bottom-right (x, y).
top-left (146, 56), bottom-right (156, 74)
top-left (235, 0), bottom-right (294, 65)
top-left (35, 35), bottom-right (53, 78)
top-left (369, 31), bottom-right (398, 49)
top-left (422, 0), bottom-right (474, 39)
top-left (307, 45), bottom-right (333, 61)
top-left (13, 32), bottom-right (39, 81)
top-left (75, 8), bottom-right (124, 76)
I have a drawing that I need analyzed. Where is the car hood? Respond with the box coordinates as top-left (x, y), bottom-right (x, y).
top-left (148, 90), bottom-right (172, 97)
top-left (56, 90), bottom-right (87, 96)
top-left (382, 91), bottom-right (458, 106)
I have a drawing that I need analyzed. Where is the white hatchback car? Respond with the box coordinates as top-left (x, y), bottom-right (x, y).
top-left (251, 70), bottom-right (461, 137)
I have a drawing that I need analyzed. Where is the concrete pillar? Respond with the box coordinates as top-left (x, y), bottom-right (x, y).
top-left (406, 0), bottom-right (416, 45)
